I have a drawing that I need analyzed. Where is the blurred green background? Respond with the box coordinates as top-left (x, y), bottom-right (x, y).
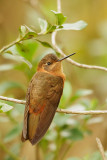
top-left (0, 0), bottom-right (107, 160)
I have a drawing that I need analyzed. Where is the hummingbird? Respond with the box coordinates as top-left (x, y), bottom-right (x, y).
top-left (21, 53), bottom-right (75, 145)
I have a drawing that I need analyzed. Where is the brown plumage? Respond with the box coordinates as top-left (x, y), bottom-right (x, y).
top-left (21, 53), bottom-right (75, 145)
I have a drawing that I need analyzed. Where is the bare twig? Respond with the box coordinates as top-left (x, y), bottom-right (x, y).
top-left (51, 0), bottom-right (107, 72)
top-left (0, 37), bottom-right (27, 54)
top-left (96, 137), bottom-right (106, 160)
top-left (0, 40), bottom-right (18, 54)
top-left (56, 108), bottom-right (107, 115)
top-left (0, 36), bottom-right (34, 54)
top-left (0, 96), bottom-right (26, 104)
top-left (0, 96), bottom-right (107, 115)
top-left (57, 0), bottom-right (62, 12)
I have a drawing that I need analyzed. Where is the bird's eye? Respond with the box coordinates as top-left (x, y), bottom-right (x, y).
top-left (46, 62), bottom-right (51, 65)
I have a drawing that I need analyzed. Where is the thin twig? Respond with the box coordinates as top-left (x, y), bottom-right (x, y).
top-left (0, 36), bottom-right (34, 54)
top-left (96, 137), bottom-right (106, 160)
top-left (0, 37), bottom-right (26, 54)
top-left (0, 96), bottom-right (107, 115)
top-left (51, 0), bottom-right (107, 72)
top-left (57, 0), bottom-right (62, 12)
top-left (0, 96), bottom-right (26, 104)
top-left (56, 108), bottom-right (107, 115)
top-left (0, 40), bottom-right (18, 54)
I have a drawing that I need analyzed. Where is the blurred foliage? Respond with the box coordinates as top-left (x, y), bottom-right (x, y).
top-left (0, 0), bottom-right (107, 160)
top-left (67, 151), bottom-right (103, 160)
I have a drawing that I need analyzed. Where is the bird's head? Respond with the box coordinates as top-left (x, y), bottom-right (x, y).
top-left (37, 53), bottom-right (75, 75)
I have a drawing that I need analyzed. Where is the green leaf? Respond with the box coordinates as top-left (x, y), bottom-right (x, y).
top-left (36, 39), bottom-right (53, 48)
top-left (23, 32), bottom-right (37, 40)
top-left (19, 25), bottom-right (27, 38)
top-left (51, 10), bottom-right (66, 25)
top-left (16, 40), bottom-right (38, 61)
top-left (0, 102), bottom-right (13, 113)
top-left (47, 25), bottom-right (57, 33)
top-left (4, 46), bottom-right (32, 68)
top-left (3, 53), bottom-right (18, 61)
top-left (0, 64), bottom-right (15, 71)
top-left (4, 124), bottom-right (22, 142)
top-left (4, 40), bottom-right (38, 67)
top-left (0, 81), bottom-right (26, 95)
top-left (69, 128), bottom-right (84, 141)
top-left (58, 20), bottom-right (87, 30)
top-left (38, 18), bottom-right (57, 34)
top-left (24, 25), bottom-right (36, 32)
top-left (19, 25), bottom-right (37, 39)
top-left (38, 18), bottom-right (48, 34)
top-left (13, 54), bottom-right (32, 69)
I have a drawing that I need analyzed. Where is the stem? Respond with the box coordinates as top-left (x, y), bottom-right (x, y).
top-left (0, 96), bottom-right (107, 115)
top-left (0, 39), bottom-right (20, 54)
top-left (51, 0), bottom-right (107, 72)
top-left (96, 138), bottom-right (106, 160)
top-left (57, 0), bottom-right (62, 12)
top-left (0, 96), bottom-right (26, 104)
top-left (0, 37), bottom-right (32, 54)
top-left (51, 30), bottom-right (107, 72)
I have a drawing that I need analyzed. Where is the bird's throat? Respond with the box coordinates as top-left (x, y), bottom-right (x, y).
top-left (37, 67), bottom-right (65, 82)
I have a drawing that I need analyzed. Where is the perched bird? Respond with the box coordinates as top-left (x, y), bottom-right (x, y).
top-left (21, 53), bottom-right (75, 145)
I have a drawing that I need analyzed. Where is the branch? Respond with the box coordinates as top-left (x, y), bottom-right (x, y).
top-left (0, 96), bottom-right (26, 104)
top-left (0, 40), bottom-right (18, 54)
top-left (0, 37), bottom-right (25, 54)
top-left (57, 0), bottom-right (62, 12)
top-left (0, 96), bottom-right (107, 115)
top-left (96, 137), bottom-right (106, 160)
top-left (56, 108), bottom-right (107, 115)
top-left (51, 0), bottom-right (107, 72)
top-left (0, 36), bottom-right (34, 54)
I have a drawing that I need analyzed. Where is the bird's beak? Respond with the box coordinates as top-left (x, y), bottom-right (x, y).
top-left (57, 53), bottom-right (76, 62)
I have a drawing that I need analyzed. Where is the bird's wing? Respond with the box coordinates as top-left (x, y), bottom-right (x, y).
top-left (21, 84), bottom-right (31, 141)
top-left (21, 72), bottom-right (64, 144)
